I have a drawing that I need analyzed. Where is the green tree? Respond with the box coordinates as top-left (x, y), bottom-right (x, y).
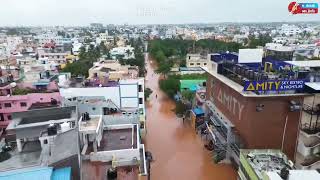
top-left (144, 88), bottom-right (153, 100)
top-left (125, 49), bottom-right (132, 57)
top-left (100, 41), bottom-right (108, 55)
top-left (78, 46), bottom-right (87, 60)
top-left (57, 31), bottom-right (66, 37)
top-left (248, 34), bottom-right (272, 48)
top-left (175, 101), bottom-right (187, 116)
top-left (181, 90), bottom-right (195, 102)
top-left (156, 62), bottom-right (172, 77)
top-left (159, 76), bottom-right (179, 98)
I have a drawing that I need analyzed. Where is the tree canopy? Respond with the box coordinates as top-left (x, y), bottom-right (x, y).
top-left (62, 44), bottom-right (102, 77)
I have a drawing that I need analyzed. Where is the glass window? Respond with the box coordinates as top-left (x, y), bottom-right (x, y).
top-left (4, 103), bottom-right (11, 108)
top-left (20, 102), bottom-right (27, 107)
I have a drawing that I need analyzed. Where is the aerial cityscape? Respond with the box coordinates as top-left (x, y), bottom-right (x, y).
top-left (0, 0), bottom-right (320, 180)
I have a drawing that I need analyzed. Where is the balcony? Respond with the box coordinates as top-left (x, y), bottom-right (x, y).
top-left (301, 104), bottom-right (320, 134)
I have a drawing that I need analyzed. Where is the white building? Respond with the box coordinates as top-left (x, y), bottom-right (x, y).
top-left (72, 41), bottom-right (83, 55)
top-left (110, 46), bottom-right (135, 60)
top-left (273, 37), bottom-right (288, 45)
top-left (59, 78), bottom-right (146, 135)
top-left (35, 34), bottom-right (72, 46)
top-left (280, 24), bottom-right (302, 36)
top-left (6, 36), bottom-right (23, 54)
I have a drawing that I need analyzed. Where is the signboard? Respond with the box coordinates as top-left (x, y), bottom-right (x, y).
top-left (244, 80), bottom-right (305, 92)
top-left (238, 49), bottom-right (263, 63)
top-left (288, 2), bottom-right (318, 15)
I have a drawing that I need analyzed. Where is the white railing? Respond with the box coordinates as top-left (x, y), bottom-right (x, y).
top-left (102, 115), bottom-right (139, 126)
top-left (90, 148), bottom-right (140, 163)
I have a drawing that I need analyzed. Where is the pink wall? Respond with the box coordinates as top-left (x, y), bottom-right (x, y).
top-left (0, 92), bottom-right (61, 124)
top-left (17, 82), bottom-right (59, 91)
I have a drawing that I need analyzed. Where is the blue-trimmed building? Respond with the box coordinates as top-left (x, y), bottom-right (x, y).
top-left (0, 167), bottom-right (71, 180)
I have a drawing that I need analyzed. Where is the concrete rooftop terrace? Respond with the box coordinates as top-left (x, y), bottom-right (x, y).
top-left (0, 129), bottom-right (79, 172)
top-left (86, 127), bottom-right (138, 154)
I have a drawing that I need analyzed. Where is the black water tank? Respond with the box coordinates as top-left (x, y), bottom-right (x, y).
top-left (46, 71), bottom-right (50, 78)
top-left (51, 98), bottom-right (58, 105)
top-left (107, 168), bottom-right (117, 179)
top-left (85, 112), bottom-right (90, 121)
top-left (47, 124), bottom-right (57, 136)
top-left (280, 168), bottom-right (289, 180)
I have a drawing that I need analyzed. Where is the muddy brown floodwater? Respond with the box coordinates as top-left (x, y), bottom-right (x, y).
top-left (143, 53), bottom-right (237, 180)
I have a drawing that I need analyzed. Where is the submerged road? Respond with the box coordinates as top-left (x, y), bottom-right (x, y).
top-left (143, 53), bottom-right (236, 180)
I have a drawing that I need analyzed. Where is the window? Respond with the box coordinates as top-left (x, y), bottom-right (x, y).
top-left (4, 103), bottom-right (11, 108)
top-left (189, 56), bottom-right (191, 59)
top-left (92, 107), bottom-right (96, 111)
top-left (20, 102), bottom-right (27, 107)
top-left (197, 63), bottom-right (201, 65)
top-left (7, 115), bottom-right (12, 120)
top-left (204, 63), bottom-right (207, 66)
top-left (190, 63), bottom-right (194, 66)
top-left (139, 98), bottom-right (143, 104)
top-left (203, 82), bottom-right (207, 87)
top-left (40, 98), bottom-right (43, 101)
top-left (138, 85), bottom-right (143, 92)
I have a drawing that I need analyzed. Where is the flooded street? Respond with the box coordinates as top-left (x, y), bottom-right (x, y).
top-left (144, 53), bottom-right (236, 180)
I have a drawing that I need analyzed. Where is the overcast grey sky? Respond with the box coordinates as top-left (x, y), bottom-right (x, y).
top-left (0, 0), bottom-right (319, 26)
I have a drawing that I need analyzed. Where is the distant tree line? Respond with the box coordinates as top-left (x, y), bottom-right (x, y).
top-left (247, 34), bottom-right (272, 48)
top-left (149, 39), bottom-right (243, 76)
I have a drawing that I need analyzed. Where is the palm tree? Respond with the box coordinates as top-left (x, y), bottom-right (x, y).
top-left (125, 49), bottom-right (132, 58)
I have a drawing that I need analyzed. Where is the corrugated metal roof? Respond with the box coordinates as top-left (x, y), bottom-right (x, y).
top-left (51, 167), bottom-right (71, 180)
top-left (0, 167), bottom-right (52, 180)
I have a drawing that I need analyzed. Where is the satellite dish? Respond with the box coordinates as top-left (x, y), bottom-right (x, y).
top-left (10, 82), bottom-right (17, 87)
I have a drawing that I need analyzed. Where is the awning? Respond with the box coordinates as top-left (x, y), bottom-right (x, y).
top-left (192, 107), bottom-right (204, 116)
top-left (305, 82), bottom-right (320, 90)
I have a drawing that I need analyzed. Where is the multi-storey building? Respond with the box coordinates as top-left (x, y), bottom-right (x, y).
top-left (203, 53), bottom-right (320, 168)
top-left (88, 60), bottom-right (139, 81)
top-left (0, 107), bottom-right (79, 179)
top-left (0, 92), bottom-right (61, 127)
top-left (60, 78), bottom-right (146, 137)
top-left (186, 53), bottom-right (210, 68)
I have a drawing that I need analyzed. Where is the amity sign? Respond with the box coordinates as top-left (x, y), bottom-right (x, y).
top-left (244, 80), bottom-right (305, 92)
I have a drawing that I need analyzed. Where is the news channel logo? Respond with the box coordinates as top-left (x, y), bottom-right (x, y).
top-left (288, 2), bottom-right (318, 14)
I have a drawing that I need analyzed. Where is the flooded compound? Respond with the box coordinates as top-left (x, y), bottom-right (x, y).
top-left (144, 53), bottom-right (236, 180)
